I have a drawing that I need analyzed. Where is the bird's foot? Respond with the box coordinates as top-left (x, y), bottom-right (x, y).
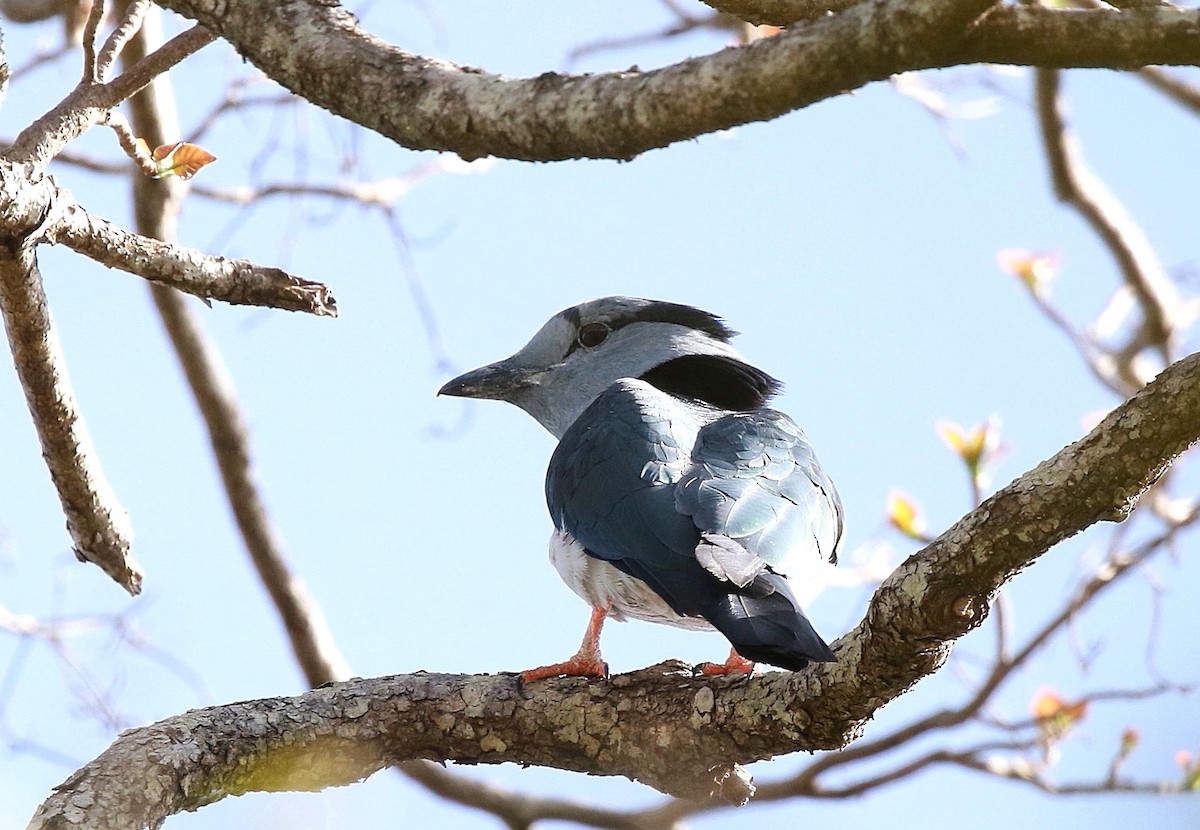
top-left (520, 653), bottom-right (609, 683)
top-left (696, 650), bottom-right (755, 677)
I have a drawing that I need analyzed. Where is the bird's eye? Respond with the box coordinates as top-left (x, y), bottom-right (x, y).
top-left (577, 323), bottom-right (610, 348)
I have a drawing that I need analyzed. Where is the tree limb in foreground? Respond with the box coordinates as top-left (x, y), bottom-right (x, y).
top-left (25, 351), bottom-right (1200, 827)
top-left (0, 158), bottom-right (337, 314)
top-left (0, 241), bottom-right (140, 594)
top-left (154, 0), bottom-right (1200, 161)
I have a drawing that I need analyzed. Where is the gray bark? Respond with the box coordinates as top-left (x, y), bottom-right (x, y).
top-left (26, 351), bottom-right (1200, 827)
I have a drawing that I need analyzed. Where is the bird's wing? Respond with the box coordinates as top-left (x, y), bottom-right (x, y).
top-left (546, 380), bottom-right (842, 667)
top-left (675, 409), bottom-right (844, 580)
top-left (546, 379), bottom-right (702, 586)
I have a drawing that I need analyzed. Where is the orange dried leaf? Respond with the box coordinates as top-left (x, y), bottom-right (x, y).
top-left (1032, 689), bottom-right (1066, 720)
top-left (151, 142), bottom-right (217, 180)
top-left (1032, 688), bottom-right (1087, 726)
top-left (151, 141), bottom-right (180, 162)
top-left (1062, 699), bottom-right (1088, 722)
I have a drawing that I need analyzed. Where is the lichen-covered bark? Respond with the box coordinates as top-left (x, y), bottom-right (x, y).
top-left (702, 0), bottom-right (863, 27)
top-left (155, 0), bottom-right (1200, 161)
top-left (27, 352), bottom-right (1200, 828)
top-left (0, 163), bottom-right (142, 594)
top-left (0, 160), bottom-right (336, 314)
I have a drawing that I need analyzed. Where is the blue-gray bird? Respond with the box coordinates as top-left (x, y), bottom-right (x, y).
top-left (439, 297), bottom-right (842, 679)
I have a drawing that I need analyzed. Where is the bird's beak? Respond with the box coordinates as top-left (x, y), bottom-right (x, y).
top-left (437, 359), bottom-right (537, 401)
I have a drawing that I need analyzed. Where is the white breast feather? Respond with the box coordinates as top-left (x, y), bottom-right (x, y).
top-left (547, 529), bottom-right (713, 631)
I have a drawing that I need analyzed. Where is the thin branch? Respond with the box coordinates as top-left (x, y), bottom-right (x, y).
top-left (810, 744), bottom-right (1035, 799)
top-left (100, 110), bottom-right (159, 176)
top-left (0, 243), bottom-right (141, 594)
top-left (1035, 68), bottom-right (1179, 377)
top-left (0, 20), bottom-right (10, 110)
top-left (8, 43), bottom-right (74, 82)
top-left (1021, 283), bottom-right (1130, 396)
top-left (566, 12), bottom-right (727, 69)
top-left (984, 681), bottom-right (1194, 734)
top-left (79, 0), bottom-right (108, 83)
top-left (6, 23), bottom-right (215, 169)
top-left (1138, 66), bottom-right (1200, 115)
top-left (712, 485), bottom-right (1198, 803)
top-left (152, 289), bottom-right (351, 680)
top-left (96, 0), bottom-right (153, 82)
top-left (103, 23), bottom-right (216, 107)
top-left (948, 751), bottom-right (1189, 795)
top-left (401, 762), bottom-right (676, 830)
top-left (36, 181), bottom-right (338, 313)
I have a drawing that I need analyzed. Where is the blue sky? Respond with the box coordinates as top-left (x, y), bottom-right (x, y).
top-left (2, 3), bottom-right (1197, 828)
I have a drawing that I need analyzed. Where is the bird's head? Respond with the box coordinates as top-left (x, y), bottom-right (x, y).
top-left (439, 297), bottom-right (780, 437)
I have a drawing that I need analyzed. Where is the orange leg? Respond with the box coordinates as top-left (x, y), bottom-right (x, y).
top-left (521, 606), bottom-right (610, 682)
top-left (698, 647), bottom-right (755, 677)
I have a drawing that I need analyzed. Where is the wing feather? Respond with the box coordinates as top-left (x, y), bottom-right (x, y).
top-left (544, 378), bottom-right (843, 668)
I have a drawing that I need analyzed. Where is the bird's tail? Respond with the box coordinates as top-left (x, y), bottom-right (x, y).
top-left (704, 573), bottom-right (835, 671)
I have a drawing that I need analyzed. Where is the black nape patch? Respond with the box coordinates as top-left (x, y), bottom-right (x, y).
top-left (631, 302), bottom-right (736, 342)
top-left (640, 354), bottom-right (781, 410)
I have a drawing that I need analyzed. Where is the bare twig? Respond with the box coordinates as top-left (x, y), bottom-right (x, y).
top-left (96, 0), bottom-right (153, 82)
top-left (1021, 282), bottom-right (1128, 395)
top-left (747, 510), bottom-right (1197, 805)
top-left (950, 752), bottom-right (1188, 795)
top-left (79, 0), bottom-right (108, 83)
top-left (1035, 68), bottom-right (1180, 383)
top-left (47, 193), bottom-right (338, 313)
top-left (9, 43), bottom-right (73, 81)
top-left (150, 288), bottom-right (351, 683)
top-left (1138, 66), bottom-right (1200, 116)
top-left (401, 762), bottom-right (675, 830)
top-left (6, 23), bottom-right (215, 169)
top-left (102, 23), bottom-right (216, 108)
top-left (120, 15), bottom-right (579, 825)
top-left (567, 12), bottom-right (726, 68)
top-left (0, 23), bottom-right (10, 109)
top-left (100, 110), bottom-right (159, 176)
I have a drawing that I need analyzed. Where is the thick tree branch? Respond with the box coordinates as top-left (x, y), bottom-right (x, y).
top-left (0, 239), bottom-right (141, 594)
top-left (701, 0), bottom-right (862, 27)
top-left (26, 351), bottom-right (1200, 826)
top-left (154, 0), bottom-right (1200, 161)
